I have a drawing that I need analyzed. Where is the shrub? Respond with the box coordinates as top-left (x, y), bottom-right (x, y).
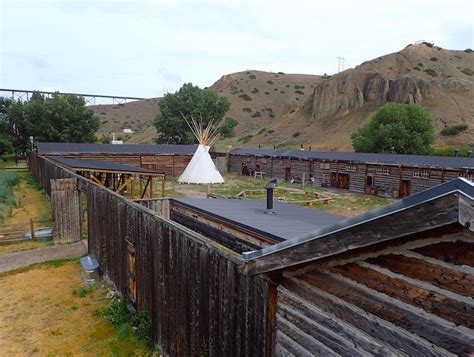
top-left (238, 93), bottom-right (252, 101)
top-left (248, 74), bottom-right (256, 79)
top-left (280, 91), bottom-right (285, 94)
top-left (256, 128), bottom-right (266, 135)
top-left (295, 90), bottom-right (305, 95)
top-left (440, 124), bottom-right (468, 136)
top-left (251, 111), bottom-right (262, 118)
top-left (430, 57), bottom-right (438, 61)
top-left (264, 92), bottom-right (269, 95)
top-left (238, 134), bottom-right (254, 143)
top-left (461, 68), bottom-right (473, 76)
top-left (465, 48), bottom-right (473, 53)
top-left (251, 88), bottom-right (259, 93)
top-left (292, 132), bottom-right (300, 138)
top-left (267, 80), bottom-right (273, 85)
top-left (424, 68), bottom-right (437, 77)
top-left (294, 85), bottom-right (305, 89)
top-left (278, 72), bottom-right (285, 75)
top-left (286, 84), bottom-right (290, 87)
top-left (219, 117), bottom-right (238, 138)
top-left (413, 66), bottom-right (421, 71)
top-left (242, 107), bottom-right (252, 113)
top-left (418, 62), bottom-right (424, 67)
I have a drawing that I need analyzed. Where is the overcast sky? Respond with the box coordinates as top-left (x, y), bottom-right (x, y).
top-left (1, 0), bottom-right (472, 99)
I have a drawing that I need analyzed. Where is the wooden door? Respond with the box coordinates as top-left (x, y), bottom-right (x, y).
top-left (399, 179), bottom-right (411, 197)
top-left (330, 173), bottom-right (337, 187)
top-left (285, 167), bottom-right (291, 181)
top-left (339, 174), bottom-right (350, 189)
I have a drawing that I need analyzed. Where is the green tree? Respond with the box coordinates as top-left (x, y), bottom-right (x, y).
top-left (4, 93), bottom-right (100, 154)
top-left (154, 83), bottom-right (231, 144)
top-left (351, 103), bottom-right (435, 154)
top-left (219, 117), bottom-right (238, 138)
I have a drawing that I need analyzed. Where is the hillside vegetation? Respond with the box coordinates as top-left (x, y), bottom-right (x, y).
top-left (91, 43), bottom-right (474, 151)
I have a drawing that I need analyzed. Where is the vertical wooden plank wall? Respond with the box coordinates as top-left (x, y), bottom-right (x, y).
top-left (50, 178), bottom-right (81, 244)
top-left (28, 152), bottom-right (270, 357)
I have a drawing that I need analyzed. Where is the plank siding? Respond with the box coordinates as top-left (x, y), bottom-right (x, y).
top-left (28, 152), bottom-right (269, 356)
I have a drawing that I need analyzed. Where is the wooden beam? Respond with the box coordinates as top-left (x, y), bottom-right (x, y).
top-left (89, 174), bottom-right (105, 187)
top-left (141, 177), bottom-right (151, 199)
top-left (244, 194), bottom-right (460, 275)
top-left (116, 177), bottom-right (132, 194)
top-left (162, 176), bottom-right (166, 198)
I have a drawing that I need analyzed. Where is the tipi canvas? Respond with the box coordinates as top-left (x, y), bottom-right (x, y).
top-left (177, 116), bottom-right (225, 184)
top-left (178, 144), bottom-right (224, 184)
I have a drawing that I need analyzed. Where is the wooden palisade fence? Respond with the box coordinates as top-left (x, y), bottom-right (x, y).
top-left (27, 152), bottom-right (269, 356)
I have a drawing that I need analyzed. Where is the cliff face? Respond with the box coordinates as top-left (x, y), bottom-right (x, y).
top-left (309, 72), bottom-right (431, 119)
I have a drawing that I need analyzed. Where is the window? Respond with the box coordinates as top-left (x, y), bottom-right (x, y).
top-left (375, 166), bottom-right (390, 175)
top-left (320, 162), bottom-right (330, 170)
top-left (346, 164), bottom-right (357, 172)
top-left (413, 169), bottom-right (430, 179)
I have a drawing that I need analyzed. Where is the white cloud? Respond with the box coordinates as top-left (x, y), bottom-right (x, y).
top-left (0, 0), bottom-right (472, 97)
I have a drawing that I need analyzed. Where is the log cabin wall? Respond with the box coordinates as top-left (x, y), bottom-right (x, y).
top-left (289, 158), bottom-right (311, 181)
top-left (230, 152), bottom-right (472, 198)
top-left (28, 152), bottom-right (269, 356)
top-left (275, 229), bottom-right (474, 356)
top-left (255, 156), bottom-right (272, 176)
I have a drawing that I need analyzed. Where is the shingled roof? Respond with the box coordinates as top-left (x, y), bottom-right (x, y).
top-left (37, 142), bottom-right (197, 155)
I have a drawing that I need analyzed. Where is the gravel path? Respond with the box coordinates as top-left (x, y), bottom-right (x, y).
top-left (0, 241), bottom-right (87, 274)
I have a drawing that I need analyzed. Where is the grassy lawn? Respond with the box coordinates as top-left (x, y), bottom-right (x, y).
top-left (163, 173), bottom-right (390, 217)
top-left (0, 259), bottom-right (156, 356)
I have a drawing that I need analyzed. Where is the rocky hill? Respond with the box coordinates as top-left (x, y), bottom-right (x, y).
top-left (91, 43), bottom-right (474, 150)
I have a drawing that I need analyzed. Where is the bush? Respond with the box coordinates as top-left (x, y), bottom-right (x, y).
top-left (413, 66), bottom-right (421, 71)
top-left (430, 57), bottom-right (438, 61)
top-left (465, 48), bottom-right (473, 53)
top-left (238, 93), bottom-right (252, 101)
top-left (238, 134), bottom-right (253, 144)
top-left (0, 171), bottom-right (19, 223)
top-left (242, 107), bottom-right (252, 113)
top-left (424, 68), bottom-right (437, 77)
top-left (219, 117), bottom-right (238, 138)
top-left (278, 72), bottom-right (285, 75)
top-left (294, 85), bottom-right (305, 89)
top-left (267, 80), bottom-right (274, 85)
top-left (264, 92), bottom-right (269, 95)
top-left (256, 128), bottom-right (266, 135)
top-left (351, 103), bottom-right (434, 154)
top-left (440, 124), bottom-right (468, 136)
top-left (461, 68), bottom-right (473, 76)
top-left (295, 90), bottom-right (305, 95)
top-left (418, 62), bottom-right (424, 67)
top-left (292, 132), bottom-right (300, 138)
top-left (251, 88), bottom-right (259, 93)
top-left (251, 111), bottom-right (262, 118)
top-left (248, 74), bottom-right (256, 79)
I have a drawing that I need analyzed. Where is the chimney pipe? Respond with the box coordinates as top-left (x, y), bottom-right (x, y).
top-left (265, 179), bottom-right (277, 214)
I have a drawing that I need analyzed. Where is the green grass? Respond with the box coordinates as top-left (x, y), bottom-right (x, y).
top-left (73, 284), bottom-right (96, 297)
top-left (0, 171), bottom-right (19, 223)
top-left (460, 68), bottom-right (473, 76)
top-left (440, 124), bottom-right (468, 136)
top-left (94, 296), bottom-right (154, 349)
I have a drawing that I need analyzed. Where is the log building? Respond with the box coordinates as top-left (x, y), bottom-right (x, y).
top-left (28, 151), bottom-right (474, 356)
top-left (230, 148), bottom-right (474, 198)
top-left (36, 142), bottom-right (197, 177)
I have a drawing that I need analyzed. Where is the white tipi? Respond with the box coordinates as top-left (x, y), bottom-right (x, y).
top-left (178, 117), bottom-right (225, 184)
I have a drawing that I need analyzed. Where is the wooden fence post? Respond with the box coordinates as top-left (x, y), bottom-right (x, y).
top-left (51, 178), bottom-right (81, 244)
top-left (30, 218), bottom-right (36, 241)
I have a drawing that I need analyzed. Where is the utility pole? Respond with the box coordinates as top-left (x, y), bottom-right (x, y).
top-left (337, 57), bottom-right (345, 73)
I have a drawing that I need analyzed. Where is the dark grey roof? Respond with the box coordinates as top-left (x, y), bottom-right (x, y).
top-left (243, 177), bottom-right (474, 261)
top-left (52, 157), bottom-right (163, 174)
top-left (37, 142), bottom-right (197, 155)
top-left (172, 197), bottom-right (345, 241)
top-left (230, 147), bottom-right (474, 170)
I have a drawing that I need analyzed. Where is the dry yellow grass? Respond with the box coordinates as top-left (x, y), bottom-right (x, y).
top-left (0, 261), bottom-right (151, 356)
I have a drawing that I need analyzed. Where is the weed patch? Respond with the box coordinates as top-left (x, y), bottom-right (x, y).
top-left (440, 124), bottom-right (468, 136)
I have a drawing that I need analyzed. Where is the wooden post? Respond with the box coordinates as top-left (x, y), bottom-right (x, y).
top-left (161, 176), bottom-right (166, 198)
top-left (30, 218), bottom-right (36, 241)
top-left (131, 176), bottom-right (135, 199)
top-left (302, 172), bottom-right (305, 190)
top-left (149, 176), bottom-right (153, 199)
top-left (50, 178), bottom-right (81, 244)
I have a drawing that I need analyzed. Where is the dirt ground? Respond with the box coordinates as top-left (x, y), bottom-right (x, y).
top-left (0, 261), bottom-right (151, 356)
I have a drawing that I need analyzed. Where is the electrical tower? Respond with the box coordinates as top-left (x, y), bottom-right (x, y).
top-left (337, 56), bottom-right (345, 73)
